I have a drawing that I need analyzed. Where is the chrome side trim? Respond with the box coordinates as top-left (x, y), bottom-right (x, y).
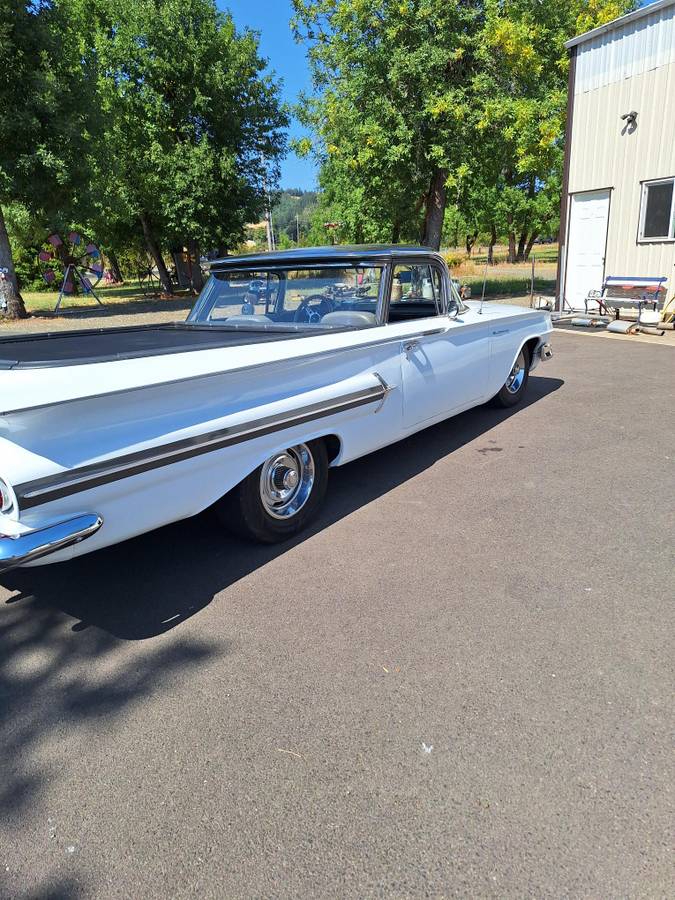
top-left (0, 513), bottom-right (103, 573)
top-left (372, 373), bottom-right (394, 413)
top-left (2, 312), bottom-right (546, 418)
top-left (15, 381), bottom-right (387, 510)
top-left (1, 326), bottom-right (445, 417)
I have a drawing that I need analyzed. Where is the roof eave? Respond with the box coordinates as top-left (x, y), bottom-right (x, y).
top-left (565, 0), bottom-right (675, 49)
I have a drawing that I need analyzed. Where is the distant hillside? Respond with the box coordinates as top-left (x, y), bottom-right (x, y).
top-left (272, 189), bottom-right (318, 243)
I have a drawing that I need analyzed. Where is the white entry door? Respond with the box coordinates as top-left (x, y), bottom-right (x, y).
top-left (565, 190), bottom-right (610, 311)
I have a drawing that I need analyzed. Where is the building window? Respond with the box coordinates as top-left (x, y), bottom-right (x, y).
top-left (639, 178), bottom-right (675, 241)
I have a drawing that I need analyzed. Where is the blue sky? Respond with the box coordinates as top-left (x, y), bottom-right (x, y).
top-left (220, 0), bottom-right (316, 191)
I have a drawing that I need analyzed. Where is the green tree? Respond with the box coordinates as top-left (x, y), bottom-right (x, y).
top-left (449, 0), bottom-right (633, 261)
top-left (272, 189), bottom-right (318, 245)
top-left (465, 0), bottom-right (630, 262)
top-left (0, 0), bottom-right (91, 317)
top-left (293, 0), bottom-right (484, 250)
top-left (294, 0), bottom-right (634, 254)
top-left (84, 0), bottom-right (287, 293)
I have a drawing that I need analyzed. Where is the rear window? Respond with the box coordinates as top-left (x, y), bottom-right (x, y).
top-left (189, 267), bottom-right (383, 329)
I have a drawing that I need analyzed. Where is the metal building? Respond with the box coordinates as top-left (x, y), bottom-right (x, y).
top-left (558, 0), bottom-right (675, 311)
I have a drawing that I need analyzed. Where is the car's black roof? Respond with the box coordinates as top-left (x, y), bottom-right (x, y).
top-left (208, 244), bottom-right (444, 270)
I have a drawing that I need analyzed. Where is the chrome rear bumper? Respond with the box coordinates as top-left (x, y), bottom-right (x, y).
top-left (0, 513), bottom-right (102, 574)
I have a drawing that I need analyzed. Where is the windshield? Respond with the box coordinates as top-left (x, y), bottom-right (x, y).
top-left (188, 266), bottom-right (383, 330)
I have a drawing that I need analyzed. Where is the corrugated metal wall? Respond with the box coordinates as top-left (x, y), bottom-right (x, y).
top-left (566, 3), bottom-right (675, 300)
top-left (575, 3), bottom-right (675, 93)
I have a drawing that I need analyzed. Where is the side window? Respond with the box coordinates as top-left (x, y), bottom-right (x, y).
top-left (640, 178), bottom-right (675, 241)
top-left (388, 264), bottom-right (443, 323)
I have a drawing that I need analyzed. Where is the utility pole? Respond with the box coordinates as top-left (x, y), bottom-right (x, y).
top-left (261, 155), bottom-right (275, 252)
top-left (296, 214), bottom-right (300, 246)
top-left (265, 207), bottom-right (276, 252)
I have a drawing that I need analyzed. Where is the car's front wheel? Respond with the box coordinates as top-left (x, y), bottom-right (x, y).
top-left (216, 439), bottom-right (329, 543)
top-left (491, 345), bottom-right (530, 408)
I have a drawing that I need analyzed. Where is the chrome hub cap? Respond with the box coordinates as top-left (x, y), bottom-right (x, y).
top-left (260, 444), bottom-right (315, 519)
top-left (506, 349), bottom-right (526, 394)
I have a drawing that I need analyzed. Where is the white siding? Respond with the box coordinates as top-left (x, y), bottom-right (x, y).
top-left (565, 9), bottom-right (675, 300)
top-left (575, 2), bottom-right (675, 93)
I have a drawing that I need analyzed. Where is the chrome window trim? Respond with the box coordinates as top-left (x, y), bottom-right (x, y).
top-left (191, 264), bottom-right (387, 325)
top-left (381, 255), bottom-right (453, 323)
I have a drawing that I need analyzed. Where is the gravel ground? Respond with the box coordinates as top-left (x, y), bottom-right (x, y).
top-left (0, 296), bottom-right (194, 333)
top-left (0, 332), bottom-right (673, 899)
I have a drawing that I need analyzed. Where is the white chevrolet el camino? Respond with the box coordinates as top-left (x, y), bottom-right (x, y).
top-left (0, 246), bottom-right (552, 572)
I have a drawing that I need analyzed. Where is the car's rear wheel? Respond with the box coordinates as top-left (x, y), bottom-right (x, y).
top-left (491, 345), bottom-right (530, 408)
top-left (216, 439), bottom-right (329, 543)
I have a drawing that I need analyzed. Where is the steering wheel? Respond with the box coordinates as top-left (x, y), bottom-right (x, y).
top-left (294, 294), bottom-right (333, 324)
top-left (294, 304), bottom-right (321, 324)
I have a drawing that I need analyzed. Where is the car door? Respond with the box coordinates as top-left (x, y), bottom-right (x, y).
top-left (388, 262), bottom-right (490, 428)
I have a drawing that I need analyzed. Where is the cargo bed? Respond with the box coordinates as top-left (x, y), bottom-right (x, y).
top-left (0, 322), bottom-right (323, 369)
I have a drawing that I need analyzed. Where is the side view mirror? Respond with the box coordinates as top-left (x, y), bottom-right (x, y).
top-left (448, 298), bottom-right (461, 319)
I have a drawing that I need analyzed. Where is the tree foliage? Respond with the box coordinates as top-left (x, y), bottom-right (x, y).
top-left (272, 189), bottom-right (318, 244)
top-left (293, 0), bottom-right (485, 249)
top-left (81, 0), bottom-right (287, 291)
top-left (293, 0), bottom-right (635, 255)
top-left (0, 0), bottom-right (92, 316)
top-left (0, 0), bottom-right (287, 314)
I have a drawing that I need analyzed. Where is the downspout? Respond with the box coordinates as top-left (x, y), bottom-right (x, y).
top-left (556, 44), bottom-right (578, 314)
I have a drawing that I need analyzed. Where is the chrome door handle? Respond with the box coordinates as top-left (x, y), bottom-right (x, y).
top-left (403, 340), bottom-right (420, 354)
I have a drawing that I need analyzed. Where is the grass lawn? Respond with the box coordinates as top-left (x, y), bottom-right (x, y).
top-left (467, 243), bottom-right (559, 266)
top-left (21, 280), bottom-right (155, 313)
top-left (448, 245), bottom-right (558, 298)
top-left (462, 273), bottom-right (556, 298)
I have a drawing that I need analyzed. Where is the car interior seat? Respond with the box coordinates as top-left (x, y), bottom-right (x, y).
top-left (320, 310), bottom-right (377, 327)
top-left (225, 314), bottom-right (272, 325)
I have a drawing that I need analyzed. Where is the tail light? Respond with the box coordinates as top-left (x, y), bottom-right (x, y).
top-left (0, 478), bottom-right (14, 515)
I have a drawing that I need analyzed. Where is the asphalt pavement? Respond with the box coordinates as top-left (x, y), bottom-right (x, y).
top-left (1, 331), bottom-right (673, 899)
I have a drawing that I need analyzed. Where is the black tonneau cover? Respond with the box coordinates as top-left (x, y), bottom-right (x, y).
top-left (0, 323), bottom-right (331, 369)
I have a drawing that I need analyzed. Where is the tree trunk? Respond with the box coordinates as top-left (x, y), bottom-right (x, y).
top-left (465, 230), bottom-right (478, 255)
top-left (107, 249), bottom-right (123, 283)
top-left (515, 229), bottom-right (528, 262)
top-left (506, 215), bottom-right (517, 264)
top-left (187, 239), bottom-right (204, 293)
top-left (0, 202), bottom-right (28, 319)
top-left (487, 223), bottom-right (497, 265)
top-left (523, 233), bottom-right (538, 262)
top-left (139, 212), bottom-right (173, 294)
top-left (421, 168), bottom-right (448, 250)
top-left (392, 219), bottom-right (401, 244)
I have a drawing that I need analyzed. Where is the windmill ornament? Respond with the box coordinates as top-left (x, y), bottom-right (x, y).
top-left (38, 231), bottom-right (105, 312)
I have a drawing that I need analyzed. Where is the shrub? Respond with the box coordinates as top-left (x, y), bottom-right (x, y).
top-left (443, 251), bottom-right (468, 269)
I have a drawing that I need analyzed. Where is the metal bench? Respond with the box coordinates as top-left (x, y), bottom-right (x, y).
top-left (585, 276), bottom-right (667, 320)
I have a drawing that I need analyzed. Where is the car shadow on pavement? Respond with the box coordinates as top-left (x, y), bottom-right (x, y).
top-left (0, 592), bottom-right (221, 854)
top-left (1, 376), bottom-right (562, 641)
